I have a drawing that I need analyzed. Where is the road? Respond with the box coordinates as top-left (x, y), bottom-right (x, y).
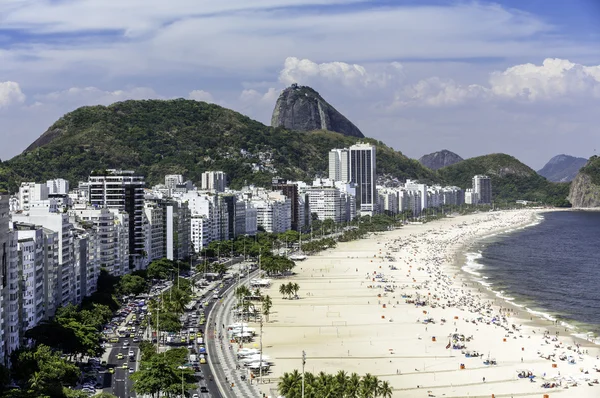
top-left (206, 269), bottom-right (263, 398)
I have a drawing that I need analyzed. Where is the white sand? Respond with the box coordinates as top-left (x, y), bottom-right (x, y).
top-left (251, 210), bottom-right (600, 397)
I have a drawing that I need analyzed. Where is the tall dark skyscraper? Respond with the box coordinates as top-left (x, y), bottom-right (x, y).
top-left (272, 178), bottom-right (300, 231)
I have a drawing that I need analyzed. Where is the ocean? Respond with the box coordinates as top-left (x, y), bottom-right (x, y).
top-left (463, 210), bottom-right (600, 339)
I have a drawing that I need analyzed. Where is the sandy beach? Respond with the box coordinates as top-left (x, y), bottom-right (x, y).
top-left (250, 210), bottom-right (600, 397)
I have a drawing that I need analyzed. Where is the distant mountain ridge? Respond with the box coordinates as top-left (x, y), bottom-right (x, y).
top-left (568, 156), bottom-right (600, 208)
top-left (419, 150), bottom-right (463, 170)
top-left (537, 154), bottom-right (588, 182)
top-left (271, 84), bottom-right (364, 138)
top-left (438, 153), bottom-right (571, 205)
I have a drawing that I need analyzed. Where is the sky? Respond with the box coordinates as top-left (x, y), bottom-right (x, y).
top-left (1, 0), bottom-right (600, 170)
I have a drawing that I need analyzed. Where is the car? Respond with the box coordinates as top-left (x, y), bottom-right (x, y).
top-left (192, 394), bottom-right (200, 398)
top-left (200, 358), bottom-right (206, 364)
top-left (128, 368), bottom-right (134, 374)
top-left (132, 337), bottom-right (140, 343)
top-left (123, 340), bottom-right (129, 347)
top-left (200, 386), bottom-right (208, 393)
top-left (108, 368), bottom-right (115, 374)
top-left (121, 363), bottom-right (128, 369)
top-left (117, 353), bottom-right (124, 360)
top-left (109, 337), bottom-right (119, 343)
top-left (128, 350), bottom-right (134, 356)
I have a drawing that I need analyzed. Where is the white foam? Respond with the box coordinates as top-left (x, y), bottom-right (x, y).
top-left (525, 307), bottom-right (557, 322)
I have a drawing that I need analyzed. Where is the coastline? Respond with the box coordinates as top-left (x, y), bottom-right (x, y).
top-left (252, 210), bottom-right (600, 398)
top-left (453, 210), bottom-right (600, 353)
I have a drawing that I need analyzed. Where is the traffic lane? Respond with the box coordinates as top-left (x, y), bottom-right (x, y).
top-left (201, 279), bottom-right (237, 397)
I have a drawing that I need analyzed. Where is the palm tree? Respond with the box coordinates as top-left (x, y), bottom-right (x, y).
top-left (235, 285), bottom-right (250, 302)
top-left (262, 295), bottom-right (273, 322)
top-left (346, 372), bottom-right (362, 398)
top-left (278, 370), bottom-right (302, 398)
top-left (377, 381), bottom-right (393, 398)
top-left (292, 282), bottom-right (300, 298)
top-left (360, 373), bottom-right (378, 398)
top-left (279, 283), bottom-right (288, 299)
top-left (333, 370), bottom-right (349, 397)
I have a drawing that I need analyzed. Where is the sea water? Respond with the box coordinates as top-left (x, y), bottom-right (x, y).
top-left (466, 211), bottom-right (600, 339)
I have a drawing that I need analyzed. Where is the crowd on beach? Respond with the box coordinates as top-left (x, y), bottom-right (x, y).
top-left (260, 210), bottom-right (600, 398)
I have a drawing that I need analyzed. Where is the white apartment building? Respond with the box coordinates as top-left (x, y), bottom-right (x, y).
top-left (13, 202), bottom-right (75, 308)
top-left (143, 202), bottom-right (164, 262)
top-left (328, 148), bottom-right (350, 182)
top-left (399, 190), bottom-right (422, 216)
top-left (378, 189), bottom-right (399, 215)
top-left (465, 189), bottom-right (479, 205)
top-left (251, 191), bottom-right (291, 233)
top-left (18, 182), bottom-right (49, 211)
top-left (1, 193), bottom-right (20, 364)
top-left (165, 174), bottom-right (184, 190)
top-left (46, 179), bottom-right (70, 195)
top-left (201, 171), bottom-right (226, 192)
top-left (89, 170), bottom-right (146, 269)
top-left (307, 187), bottom-right (343, 222)
top-left (69, 205), bottom-right (129, 277)
top-left (15, 225), bottom-right (46, 333)
top-left (405, 180), bottom-right (428, 210)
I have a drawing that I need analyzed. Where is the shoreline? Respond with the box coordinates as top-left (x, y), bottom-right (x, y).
top-left (453, 210), bottom-right (600, 353)
top-left (253, 210), bottom-right (600, 398)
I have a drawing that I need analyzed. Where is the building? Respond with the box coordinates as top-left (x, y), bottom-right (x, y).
top-left (46, 179), bottom-right (70, 196)
top-left (143, 202), bottom-right (164, 262)
top-left (328, 149), bottom-right (350, 182)
top-left (162, 200), bottom-right (191, 261)
top-left (0, 192), bottom-right (19, 364)
top-left (14, 223), bottom-right (47, 335)
top-left (272, 179), bottom-right (301, 231)
top-left (465, 189), bottom-right (479, 205)
top-left (18, 182), bottom-right (49, 211)
top-left (201, 171), bottom-right (226, 192)
top-left (405, 180), bottom-right (428, 210)
top-left (69, 205), bottom-right (129, 277)
top-left (164, 175), bottom-right (184, 190)
top-left (88, 170), bottom-right (146, 269)
top-left (348, 143), bottom-right (377, 216)
top-left (472, 175), bottom-right (492, 205)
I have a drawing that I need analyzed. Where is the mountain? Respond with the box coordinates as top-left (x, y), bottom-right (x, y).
top-left (0, 99), bottom-right (433, 191)
top-left (537, 154), bottom-right (588, 182)
top-left (271, 84), bottom-right (364, 138)
top-left (568, 156), bottom-right (600, 208)
top-left (419, 150), bottom-right (463, 170)
top-left (438, 153), bottom-right (571, 205)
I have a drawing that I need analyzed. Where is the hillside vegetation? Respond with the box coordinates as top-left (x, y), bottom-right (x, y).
top-left (0, 99), bottom-right (434, 191)
top-left (438, 154), bottom-right (571, 205)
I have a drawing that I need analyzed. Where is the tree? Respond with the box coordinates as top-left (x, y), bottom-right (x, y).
top-left (279, 283), bottom-right (288, 299)
top-left (118, 274), bottom-right (147, 296)
top-left (147, 258), bottom-right (176, 280)
top-left (377, 381), bottom-right (393, 398)
top-left (262, 295), bottom-right (273, 322)
top-left (11, 345), bottom-right (80, 397)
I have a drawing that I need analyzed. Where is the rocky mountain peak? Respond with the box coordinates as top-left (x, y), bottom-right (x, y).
top-left (418, 149), bottom-right (463, 170)
top-left (270, 84), bottom-right (364, 138)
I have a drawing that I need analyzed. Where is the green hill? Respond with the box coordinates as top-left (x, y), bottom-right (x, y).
top-left (0, 99), bottom-right (434, 191)
top-left (437, 153), bottom-right (571, 205)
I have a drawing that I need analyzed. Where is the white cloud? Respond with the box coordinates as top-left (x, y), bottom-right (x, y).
top-left (34, 86), bottom-right (162, 106)
top-left (188, 90), bottom-right (214, 103)
top-left (489, 58), bottom-right (600, 100)
top-left (279, 57), bottom-right (404, 89)
top-left (394, 58), bottom-right (600, 107)
top-left (0, 81), bottom-right (26, 107)
top-left (394, 77), bottom-right (489, 107)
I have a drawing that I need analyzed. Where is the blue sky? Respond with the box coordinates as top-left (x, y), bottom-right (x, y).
top-left (0, 0), bottom-right (599, 169)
